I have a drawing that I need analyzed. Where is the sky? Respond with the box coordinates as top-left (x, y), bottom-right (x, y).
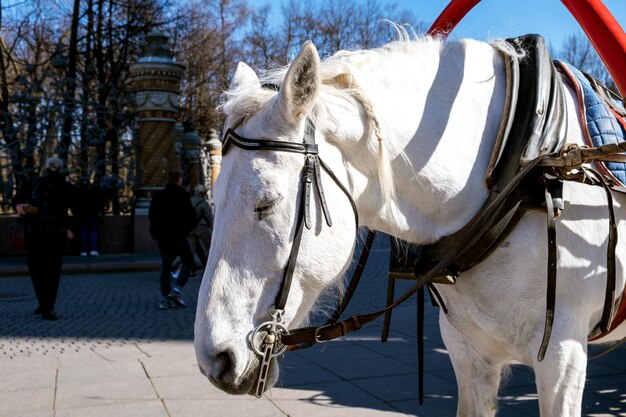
top-left (250, 0), bottom-right (626, 51)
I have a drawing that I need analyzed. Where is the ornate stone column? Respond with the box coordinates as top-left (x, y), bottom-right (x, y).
top-left (130, 32), bottom-right (184, 252)
top-left (181, 122), bottom-right (202, 189)
top-left (174, 121), bottom-right (184, 166)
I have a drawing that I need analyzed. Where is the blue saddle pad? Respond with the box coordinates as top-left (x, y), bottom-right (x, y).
top-left (561, 63), bottom-right (626, 186)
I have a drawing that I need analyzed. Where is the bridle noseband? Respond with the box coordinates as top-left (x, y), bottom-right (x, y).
top-left (221, 119), bottom-right (358, 397)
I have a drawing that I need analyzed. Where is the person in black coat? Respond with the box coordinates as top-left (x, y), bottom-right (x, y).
top-left (13, 157), bottom-right (79, 321)
top-left (149, 168), bottom-right (197, 309)
top-left (74, 179), bottom-right (105, 257)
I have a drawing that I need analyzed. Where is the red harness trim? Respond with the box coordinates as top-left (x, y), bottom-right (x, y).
top-left (590, 297), bottom-right (626, 341)
top-left (558, 63), bottom-right (622, 187)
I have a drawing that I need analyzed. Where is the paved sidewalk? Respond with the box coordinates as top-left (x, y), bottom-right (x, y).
top-left (0, 253), bottom-right (161, 276)
top-left (0, 236), bottom-right (625, 416)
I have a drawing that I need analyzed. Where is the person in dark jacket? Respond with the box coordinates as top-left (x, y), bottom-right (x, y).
top-left (74, 179), bottom-right (105, 257)
top-left (149, 168), bottom-right (197, 309)
top-left (189, 184), bottom-right (213, 270)
top-left (13, 157), bottom-right (79, 321)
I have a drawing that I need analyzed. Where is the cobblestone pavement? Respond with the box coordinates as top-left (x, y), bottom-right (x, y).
top-left (0, 271), bottom-right (198, 359)
top-left (0, 234), bottom-right (625, 416)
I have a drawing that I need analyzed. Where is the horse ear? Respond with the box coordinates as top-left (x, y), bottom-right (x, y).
top-left (278, 40), bottom-right (321, 123)
top-left (231, 62), bottom-right (260, 90)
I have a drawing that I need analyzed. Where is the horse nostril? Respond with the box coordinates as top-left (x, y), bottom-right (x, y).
top-left (214, 350), bottom-right (235, 380)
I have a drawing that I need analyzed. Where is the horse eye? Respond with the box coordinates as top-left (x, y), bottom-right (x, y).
top-left (254, 196), bottom-right (283, 220)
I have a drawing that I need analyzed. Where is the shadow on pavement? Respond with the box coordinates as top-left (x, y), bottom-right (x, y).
top-left (0, 272), bottom-right (201, 356)
top-left (1, 233), bottom-right (624, 417)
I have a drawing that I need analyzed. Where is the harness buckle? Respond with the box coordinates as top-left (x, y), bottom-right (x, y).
top-left (314, 324), bottom-right (331, 343)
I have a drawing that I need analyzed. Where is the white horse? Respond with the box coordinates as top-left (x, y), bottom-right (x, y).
top-left (194, 34), bottom-right (626, 417)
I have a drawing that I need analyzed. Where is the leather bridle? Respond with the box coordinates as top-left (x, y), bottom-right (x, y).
top-left (222, 118), bottom-right (459, 399)
top-left (221, 119), bottom-right (360, 397)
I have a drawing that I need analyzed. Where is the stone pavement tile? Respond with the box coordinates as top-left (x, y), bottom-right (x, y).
top-left (495, 404), bottom-right (537, 417)
top-left (584, 373), bottom-right (626, 411)
top-left (91, 344), bottom-right (149, 362)
top-left (390, 346), bottom-right (453, 372)
top-left (588, 346), bottom-right (626, 372)
top-left (55, 400), bottom-right (169, 417)
top-left (278, 361), bottom-right (342, 387)
top-left (0, 409), bottom-right (51, 417)
top-left (57, 361), bottom-right (147, 386)
top-left (135, 340), bottom-right (192, 358)
top-left (497, 385), bottom-right (539, 416)
top-left (278, 351), bottom-right (310, 368)
top-left (0, 355), bottom-right (59, 372)
top-left (294, 343), bottom-right (384, 366)
top-left (582, 393), bottom-right (626, 417)
top-left (502, 365), bottom-right (536, 389)
top-left (587, 361), bottom-right (625, 378)
top-left (0, 387), bottom-right (53, 416)
top-left (390, 395), bottom-right (457, 417)
top-left (268, 397), bottom-right (407, 417)
top-left (140, 354), bottom-right (199, 378)
top-left (384, 315), bottom-right (438, 336)
top-left (588, 357), bottom-right (626, 376)
top-left (359, 337), bottom-right (422, 358)
top-left (267, 380), bottom-right (382, 408)
top-left (55, 377), bottom-right (157, 409)
top-left (151, 372), bottom-right (227, 400)
top-left (424, 368), bottom-right (456, 386)
top-left (315, 355), bottom-right (416, 381)
top-left (0, 365), bottom-right (56, 393)
top-left (165, 398), bottom-right (286, 417)
top-left (351, 372), bottom-right (456, 403)
top-left (55, 349), bottom-right (112, 368)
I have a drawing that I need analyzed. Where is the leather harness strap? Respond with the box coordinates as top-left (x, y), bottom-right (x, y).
top-left (538, 182), bottom-right (558, 361)
top-left (282, 155), bottom-right (551, 347)
top-left (225, 35), bottom-right (626, 385)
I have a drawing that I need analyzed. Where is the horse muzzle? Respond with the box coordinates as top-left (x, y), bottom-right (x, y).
top-left (196, 342), bottom-right (278, 396)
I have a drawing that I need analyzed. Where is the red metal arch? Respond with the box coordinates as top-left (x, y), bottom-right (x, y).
top-left (427, 0), bottom-right (626, 96)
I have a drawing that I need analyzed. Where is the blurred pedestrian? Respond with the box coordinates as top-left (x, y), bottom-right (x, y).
top-left (189, 184), bottom-right (213, 271)
top-left (13, 157), bottom-right (79, 321)
top-left (149, 168), bottom-right (197, 309)
top-left (74, 179), bottom-right (104, 257)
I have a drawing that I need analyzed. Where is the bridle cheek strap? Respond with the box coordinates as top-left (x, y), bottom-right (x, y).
top-left (222, 119), bottom-right (363, 397)
top-left (223, 120), bottom-right (351, 312)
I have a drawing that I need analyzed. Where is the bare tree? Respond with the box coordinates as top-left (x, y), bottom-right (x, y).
top-left (172, 0), bottom-right (250, 135)
top-left (556, 32), bottom-right (616, 92)
top-left (1, 0), bottom-right (428, 213)
top-left (0, 0), bottom-right (167, 213)
top-left (244, 4), bottom-right (284, 67)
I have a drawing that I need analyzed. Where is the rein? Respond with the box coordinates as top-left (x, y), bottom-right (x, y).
top-left (223, 37), bottom-right (626, 397)
top-left (225, 116), bottom-right (626, 399)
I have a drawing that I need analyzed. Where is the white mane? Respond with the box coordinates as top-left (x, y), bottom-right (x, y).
top-left (220, 34), bottom-right (527, 231)
top-left (221, 35), bottom-right (450, 218)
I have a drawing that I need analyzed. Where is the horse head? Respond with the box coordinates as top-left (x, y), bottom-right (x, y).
top-left (194, 41), bottom-right (359, 395)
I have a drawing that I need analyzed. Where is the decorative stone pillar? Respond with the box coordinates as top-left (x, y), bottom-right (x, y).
top-left (182, 122), bottom-right (202, 189)
top-left (130, 32), bottom-right (184, 211)
top-left (207, 129), bottom-right (222, 193)
top-left (130, 32), bottom-right (184, 252)
top-left (174, 121), bottom-right (184, 166)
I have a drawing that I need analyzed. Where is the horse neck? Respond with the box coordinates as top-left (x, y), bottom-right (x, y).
top-left (323, 39), bottom-right (507, 245)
